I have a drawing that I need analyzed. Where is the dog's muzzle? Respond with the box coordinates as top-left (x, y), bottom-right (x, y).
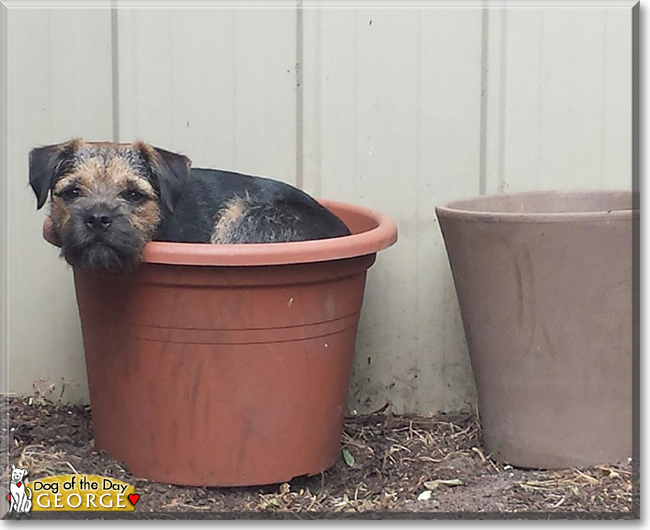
top-left (60, 202), bottom-right (147, 272)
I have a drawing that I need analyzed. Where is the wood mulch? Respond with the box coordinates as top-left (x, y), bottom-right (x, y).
top-left (1, 395), bottom-right (637, 519)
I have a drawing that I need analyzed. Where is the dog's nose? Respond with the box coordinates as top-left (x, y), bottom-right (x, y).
top-left (84, 212), bottom-right (113, 231)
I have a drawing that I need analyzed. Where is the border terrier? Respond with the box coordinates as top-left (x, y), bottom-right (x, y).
top-left (30, 139), bottom-right (350, 272)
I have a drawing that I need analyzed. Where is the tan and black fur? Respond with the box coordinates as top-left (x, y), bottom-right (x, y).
top-left (30, 139), bottom-right (350, 272)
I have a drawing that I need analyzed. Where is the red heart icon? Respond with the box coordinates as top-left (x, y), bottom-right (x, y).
top-left (17, 483), bottom-right (21, 488)
top-left (128, 493), bottom-right (139, 506)
top-left (6, 494), bottom-right (10, 502)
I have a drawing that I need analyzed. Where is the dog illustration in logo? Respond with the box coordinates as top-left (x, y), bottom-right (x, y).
top-left (8, 465), bottom-right (32, 515)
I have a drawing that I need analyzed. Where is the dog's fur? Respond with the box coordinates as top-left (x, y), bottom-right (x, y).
top-left (30, 139), bottom-right (350, 272)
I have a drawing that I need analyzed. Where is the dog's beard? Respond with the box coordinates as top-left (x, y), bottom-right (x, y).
top-left (59, 216), bottom-right (148, 273)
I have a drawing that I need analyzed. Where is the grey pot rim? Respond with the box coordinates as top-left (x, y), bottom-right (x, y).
top-left (436, 189), bottom-right (637, 224)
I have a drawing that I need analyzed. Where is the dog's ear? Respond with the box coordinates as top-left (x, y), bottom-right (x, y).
top-left (29, 139), bottom-right (82, 210)
top-left (135, 142), bottom-right (191, 214)
top-left (11, 464), bottom-right (15, 470)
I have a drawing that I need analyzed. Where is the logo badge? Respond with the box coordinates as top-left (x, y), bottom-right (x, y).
top-left (8, 465), bottom-right (32, 515)
top-left (7, 467), bottom-right (139, 515)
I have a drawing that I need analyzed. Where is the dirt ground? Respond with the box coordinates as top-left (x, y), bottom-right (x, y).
top-left (1, 395), bottom-right (637, 519)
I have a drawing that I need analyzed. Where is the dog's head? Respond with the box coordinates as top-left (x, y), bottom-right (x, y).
top-left (29, 139), bottom-right (191, 272)
top-left (10, 465), bottom-right (28, 483)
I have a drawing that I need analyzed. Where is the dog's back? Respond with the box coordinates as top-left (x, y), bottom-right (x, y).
top-left (157, 168), bottom-right (351, 244)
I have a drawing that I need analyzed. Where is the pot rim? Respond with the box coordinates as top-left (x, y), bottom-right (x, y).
top-left (436, 189), bottom-right (637, 223)
top-left (43, 199), bottom-right (398, 267)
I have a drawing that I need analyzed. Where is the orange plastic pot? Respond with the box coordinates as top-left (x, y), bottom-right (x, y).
top-left (44, 200), bottom-right (397, 486)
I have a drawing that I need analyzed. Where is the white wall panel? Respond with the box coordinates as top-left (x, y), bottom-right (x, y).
top-left (117, 8), bottom-right (298, 184)
top-left (7, 8), bottom-right (114, 402)
top-left (302, 8), bottom-right (482, 413)
top-left (5, 5), bottom-right (634, 413)
top-left (484, 8), bottom-right (632, 193)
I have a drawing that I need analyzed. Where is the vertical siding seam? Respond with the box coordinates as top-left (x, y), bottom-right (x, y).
top-left (313, 8), bottom-right (322, 197)
top-left (497, 8), bottom-right (508, 193)
top-left (631, 1), bottom-right (640, 482)
top-left (47, 8), bottom-right (53, 136)
top-left (352, 9), bottom-right (358, 201)
top-left (110, 5), bottom-right (120, 142)
top-left (599, 11), bottom-right (609, 188)
top-left (168, 12), bottom-right (174, 146)
top-left (232, 11), bottom-right (237, 166)
top-left (632, 4), bottom-right (639, 196)
top-left (537, 11), bottom-right (545, 189)
top-left (296, 1), bottom-right (304, 189)
top-left (478, 6), bottom-right (489, 196)
top-left (75, 12), bottom-right (81, 126)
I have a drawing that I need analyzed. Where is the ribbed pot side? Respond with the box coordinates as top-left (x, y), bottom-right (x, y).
top-left (437, 191), bottom-right (634, 469)
top-left (74, 255), bottom-right (374, 486)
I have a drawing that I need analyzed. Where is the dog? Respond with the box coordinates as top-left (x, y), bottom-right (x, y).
top-left (8, 465), bottom-right (32, 515)
top-left (29, 139), bottom-right (350, 272)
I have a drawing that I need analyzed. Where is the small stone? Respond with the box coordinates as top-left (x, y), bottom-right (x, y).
top-left (417, 490), bottom-right (432, 501)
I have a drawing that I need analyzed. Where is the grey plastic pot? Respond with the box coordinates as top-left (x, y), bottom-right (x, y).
top-left (436, 190), bottom-right (636, 469)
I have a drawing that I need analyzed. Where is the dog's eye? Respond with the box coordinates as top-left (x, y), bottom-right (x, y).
top-left (62, 187), bottom-right (81, 200)
top-left (123, 189), bottom-right (146, 203)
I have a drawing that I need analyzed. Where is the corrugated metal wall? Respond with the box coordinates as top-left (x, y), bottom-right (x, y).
top-left (4, 5), bottom-right (633, 414)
